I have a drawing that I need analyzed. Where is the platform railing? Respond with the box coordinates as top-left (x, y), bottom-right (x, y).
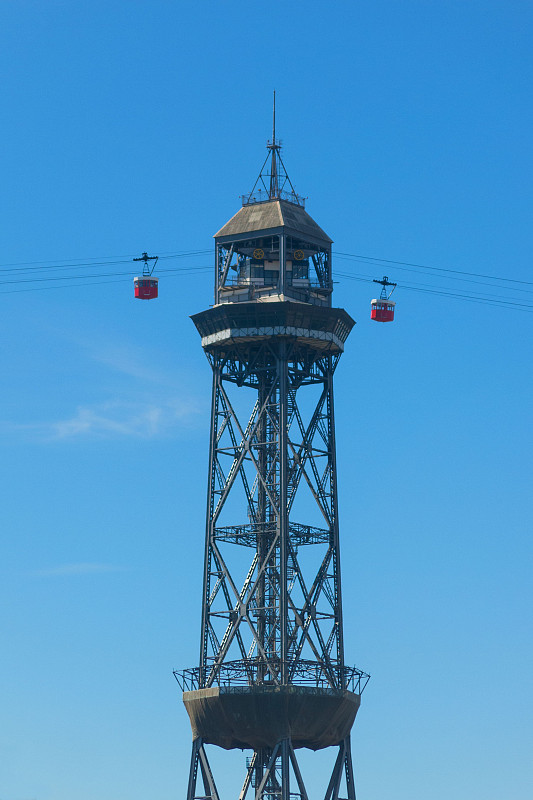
top-left (221, 277), bottom-right (323, 291)
top-left (174, 659), bottom-right (370, 695)
top-left (240, 189), bottom-right (306, 207)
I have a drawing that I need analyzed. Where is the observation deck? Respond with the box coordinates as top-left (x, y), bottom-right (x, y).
top-left (192, 301), bottom-right (354, 355)
top-left (175, 661), bottom-right (369, 751)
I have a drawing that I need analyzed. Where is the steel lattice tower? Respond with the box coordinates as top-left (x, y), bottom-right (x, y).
top-left (175, 116), bottom-right (369, 800)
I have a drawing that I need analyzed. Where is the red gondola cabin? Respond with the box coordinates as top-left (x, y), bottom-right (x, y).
top-left (134, 276), bottom-right (158, 300)
top-left (371, 298), bottom-right (395, 322)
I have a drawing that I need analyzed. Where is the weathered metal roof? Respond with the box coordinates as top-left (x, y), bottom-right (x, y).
top-left (214, 199), bottom-right (333, 244)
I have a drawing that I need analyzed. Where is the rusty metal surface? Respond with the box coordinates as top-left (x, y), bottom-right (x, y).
top-left (183, 686), bottom-right (360, 751)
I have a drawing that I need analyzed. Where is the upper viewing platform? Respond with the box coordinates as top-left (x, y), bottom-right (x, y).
top-left (212, 96), bottom-right (334, 309)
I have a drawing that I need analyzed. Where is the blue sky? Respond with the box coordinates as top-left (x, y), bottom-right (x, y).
top-left (0, 1), bottom-right (531, 799)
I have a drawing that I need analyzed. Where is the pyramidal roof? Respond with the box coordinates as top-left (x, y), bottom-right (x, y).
top-left (214, 199), bottom-right (333, 244)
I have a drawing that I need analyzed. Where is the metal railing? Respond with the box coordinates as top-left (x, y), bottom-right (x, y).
top-left (241, 189), bottom-right (306, 208)
top-left (174, 659), bottom-right (370, 695)
top-left (221, 278), bottom-right (323, 290)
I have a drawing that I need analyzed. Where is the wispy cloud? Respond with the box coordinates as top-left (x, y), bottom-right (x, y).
top-left (0, 332), bottom-right (207, 442)
top-left (29, 562), bottom-right (127, 577)
top-left (0, 396), bottom-right (204, 441)
top-left (51, 397), bottom-right (200, 440)
top-left (88, 343), bottom-right (174, 384)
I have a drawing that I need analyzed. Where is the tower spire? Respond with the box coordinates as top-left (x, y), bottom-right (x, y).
top-left (243, 93), bottom-right (305, 207)
top-left (273, 89), bottom-right (276, 144)
top-left (269, 90), bottom-right (279, 198)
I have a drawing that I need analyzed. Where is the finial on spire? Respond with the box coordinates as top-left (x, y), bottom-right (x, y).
top-left (268, 90), bottom-right (280, 198)
top-left (272, 90), bottom-right (276, 149)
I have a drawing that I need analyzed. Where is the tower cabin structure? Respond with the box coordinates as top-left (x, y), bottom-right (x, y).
top-left (175, 121), bottom-right (369, 800)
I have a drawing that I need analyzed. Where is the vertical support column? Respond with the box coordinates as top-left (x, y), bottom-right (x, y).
top-left (326, 355), bottom-right (345, 678)
top-left (325, 246), bottom-right (332, 303)
top-left (278, 341), bottom-right (289, 682)
top-left (255, 748), bottom-right (267, 798)
top-left (215, 243), bottom-right (222, 303)
top-left (198, 743), bottom-right (221, 800)
top-left (280, 738), bottom-right (290, 800)
top-left (255, 744), bottom-right (280, 800)
top-left (343, 735), bottom-right (357, 800)
top-left (257, 371), bottom-right (268, 683)
top-left (200, 362), bottom-right (220, 686)
top-left (186, 738), bottom-right (201, 800)
top-left (187, 739), bottom-right (221, 800)
top-left (279, 233), bottom-right (286, 295)
top-left (323, 741), bottom-right (346, 800)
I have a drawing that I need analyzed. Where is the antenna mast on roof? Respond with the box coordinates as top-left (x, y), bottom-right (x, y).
top-left (268, 90), bottom-right (280, 198)
top-left (242, 93), bottom-right (305, 207)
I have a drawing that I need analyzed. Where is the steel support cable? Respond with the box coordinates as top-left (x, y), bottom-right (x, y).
top-left (398, 284), bottom-right (533, 310)
top-left (0, 268), bottom-right (212, 295)
top-left (334, 269), bottom-right (532, 303)
top-left (1, 245), bottom-right (531, 311)
top-left (336, 255), bottom-right (533, 294)
top-left (0, 264), bottom-right (212, 287)
top-left (334, 271), bottom-right (533, 311)
top-left (0, 277), bottom-right (136, 295)
top-left (0, 248), bottom-right (211, 272)
top-left (1, 258), bottom-right (136, 275)
top-left (334, 250), bottom-right (533, 286)
top-left (0, 245), bottom-right (528, 287)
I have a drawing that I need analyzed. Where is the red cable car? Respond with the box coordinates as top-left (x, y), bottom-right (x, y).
top-left (371, 276), bottom-right (397, 322)
top-left (134, 276), bottom-right (159, 300)
top-left (371, 298), bottom-right (395, 322)
top-left (133, 252), bottom-right (159, 300)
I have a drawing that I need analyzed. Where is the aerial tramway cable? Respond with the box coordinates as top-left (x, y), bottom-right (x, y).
top-left (335, 271), bottom-right (533, 312)
top-left (0, 246), bottom-right (530, 313)
top-left (334, 251), bottom-right (533, 287)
